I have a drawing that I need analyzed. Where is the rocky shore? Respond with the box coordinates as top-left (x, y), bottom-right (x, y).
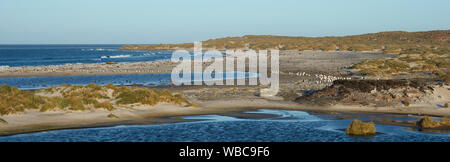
top-left (0, 60), bottom-right (178, 78)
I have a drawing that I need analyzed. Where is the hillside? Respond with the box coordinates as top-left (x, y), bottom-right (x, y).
top-left (119, 30), bottom-right (450, 54)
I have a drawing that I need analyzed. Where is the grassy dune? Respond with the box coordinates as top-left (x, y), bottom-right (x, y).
top-left (353, 53), bottom-right (449, 81)
top-left (0, 84), bottom-right (190, 115)
top-left (119, 30), bottom-right (449, 54)
top-left (119, 30), bottom-right (449, 80)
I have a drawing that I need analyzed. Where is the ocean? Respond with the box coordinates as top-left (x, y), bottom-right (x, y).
top-left (0, 44), bottom-right (171, 67)
top-left (0, 45), bottom-right (254, 89)
top-left (1, 109), bottom-right (449, 142)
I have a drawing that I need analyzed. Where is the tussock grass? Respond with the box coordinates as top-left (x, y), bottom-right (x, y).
top-left (0, 84), bottom-right (191, 115)
top-left (403, 100), bottom-right (410, 107)
top-left (107, 113), bottom-right (119, 119)
top-left (345, 120), bottom-right (376, 136)
top-left (116, 88), bottom-right (189, 106)
top-left (354, 53), bottom-right (449, 79)
top-left (415, 116), bottom-right (450, 130)
top-left (94, 101), bottom-right (114, 111)
top-left (0, 84), bottom-right (45, 115)
top-left (416, 116), bottom-right (440, 129)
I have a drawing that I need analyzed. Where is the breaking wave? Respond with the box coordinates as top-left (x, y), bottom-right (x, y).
top-left (100, 55), bottom-right (131, 59)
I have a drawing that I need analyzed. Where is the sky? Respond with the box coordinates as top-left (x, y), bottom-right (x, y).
top-left (0, 0), bottom-right (449, 44)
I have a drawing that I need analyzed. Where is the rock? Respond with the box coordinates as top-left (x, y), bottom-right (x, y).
top-left (416, 116), bottom-right (440, 130)
top-left (345, 120), bottom-right (376, 136)
top-left (107, 113), bottom-right (119, 119)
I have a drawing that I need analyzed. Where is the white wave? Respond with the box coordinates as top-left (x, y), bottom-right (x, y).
top-left (82, 48), bottom-right (116, 51)
top-left (0, 65), bottom-right (9, 71)
top-left (100, 55), bottom-right (131, 59)
top-left (143, 53), bottom-right (156, 56)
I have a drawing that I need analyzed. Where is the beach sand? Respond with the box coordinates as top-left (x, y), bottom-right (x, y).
top-left (0, 50), bottom-right (448, 136)
top-left (1, 95), bottom-right (449, 136)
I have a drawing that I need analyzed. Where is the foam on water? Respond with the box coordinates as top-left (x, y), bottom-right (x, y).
top-left (0, 45), bottom-right (173, 67)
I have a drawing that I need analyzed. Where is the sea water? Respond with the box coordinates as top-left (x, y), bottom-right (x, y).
top-left (0, 44), bottom-right (171, 67)
top-left (0, 45), bottom-right (256, 89)
top-left (0, 72), bottom-right (259, 90)
top-left (0, 109), bottom-right (449, 142)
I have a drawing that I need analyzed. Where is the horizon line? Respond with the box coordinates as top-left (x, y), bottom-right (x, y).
top-left (1, 29), bottom-right (448, 45)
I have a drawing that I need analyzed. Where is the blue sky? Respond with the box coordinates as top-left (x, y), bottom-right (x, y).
top-left (1, 0), bottom-right (449, 44)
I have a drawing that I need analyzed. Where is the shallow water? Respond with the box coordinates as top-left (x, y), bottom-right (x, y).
top-left (0, 72), bottom-right (259, 90)
top-left (1, 109), bottom-right (449, 142)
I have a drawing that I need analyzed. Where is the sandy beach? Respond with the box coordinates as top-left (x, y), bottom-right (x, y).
top-left (0, 51), bottom-right (384, 78)
top-left (0, 50), bottom-right (448, 136)
top-left (1, 95), bottom-right (450, 136)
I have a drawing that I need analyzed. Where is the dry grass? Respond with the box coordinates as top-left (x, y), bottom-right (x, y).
top-left (354, 53), bottom-right (449, 80)
top-left (0, 84), bottom-right (45, 115)
top-left (0, 117), bottom-right (7, 124)
top-left (404, 100), bottom-right (410, 107)
top-left (94, 101), bottom-right (114, 111)
top-left (345, 120), bottom-right (376, 136)
top-left (119, 30), bottom-right (450, 54)
top-left (441, 116), bottom-right (450, 125)
top-left (416, 116), bottom-right (440, 129)
top-left (0, 84), bottom-right (191, 115)
top-left (416, 116), bottom-right (450, 130)
top-left (107, 113), bottom-right (119, 119)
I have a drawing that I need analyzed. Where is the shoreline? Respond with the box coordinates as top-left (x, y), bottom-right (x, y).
top-left (0, 60), bottom-right (177, 78)
top-left (1, 98), bottom-right (450, 137)
top-left (0, 51), bottom-right (386, 78)
top-left (0, 50), bottom-right (447, 137)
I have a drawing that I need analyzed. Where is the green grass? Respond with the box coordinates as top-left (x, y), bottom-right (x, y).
top-left (0, 84), bottom-right (191, 115)
top-left (0, 84), bottom-right (46, 115)
top-left (116, 88), bottom-right (189, 106)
